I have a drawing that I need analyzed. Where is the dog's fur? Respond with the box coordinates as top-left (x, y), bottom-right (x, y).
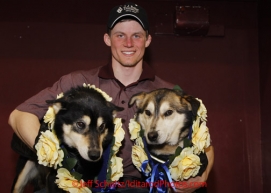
top-left (11, 86), bottom-right (123, 193)
top-left (129, 88), bottom-right (200, 161)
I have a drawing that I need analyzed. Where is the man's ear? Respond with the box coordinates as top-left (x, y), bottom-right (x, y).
top-left (104, 33), bottom-right (111, 46)
top-left (145, 34), bottom-right (152, 48)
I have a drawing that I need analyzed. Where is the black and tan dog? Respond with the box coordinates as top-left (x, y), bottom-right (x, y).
top-left (129, 88), bottom-right (200, 162)
top-left (11, 86), bottom-right (123, 193)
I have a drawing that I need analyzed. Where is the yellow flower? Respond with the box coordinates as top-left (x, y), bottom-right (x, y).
top-left (43, 106), bottom-right (56, 130)
top-left (57, 92), bottom-right (64, 99)
top-left (129, 118), bottom-right (141, 140)
top-left (112, 118), bottom-right (125, 153)
top-left (108, 118), bottom-right (124, 181)
top-left (196, 98), bottom-right (207, 121)
top-left (169, 147), bottom-right (201, 181)
top-left (132, 145), bottom-right (151, 173)
top-left (110, 154), bottom-right (124, 181)
top-left (55, 168), bottom-right (92, 193)
top-left (192, 118), bottom-right (211, 154)
top-left (35, 130), bottom-right (64, 169)
top-left (83, 83), bottom-right (112, 102)
top-left (135, 137), bottom-right (144, 148)
top-left (43, 92), bottom-right (63, 130)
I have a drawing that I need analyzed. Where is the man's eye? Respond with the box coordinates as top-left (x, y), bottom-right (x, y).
top-left (117, 34), bottom-right (124, 38)
top-left (76, 121), bottom-right (86, 129)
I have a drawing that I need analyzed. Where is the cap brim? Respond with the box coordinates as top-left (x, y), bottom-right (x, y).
top-left (109, 14), bottom-right (146, 30)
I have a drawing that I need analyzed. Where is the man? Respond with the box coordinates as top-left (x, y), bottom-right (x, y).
top-left (8, 2), bottom-right (214, 193)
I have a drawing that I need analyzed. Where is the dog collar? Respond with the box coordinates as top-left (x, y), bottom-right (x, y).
top-left (150, 154), bottom-right (166, 164)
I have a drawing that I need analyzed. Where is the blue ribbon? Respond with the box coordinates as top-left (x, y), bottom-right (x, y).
top-left (160, 163), bottom-right (176, 191)
top-left (100, 182), bottom-right (121, 192)
top-left (141, 137), bottom-right (176, 193)
top-left (140, 160), bottom-right (151, 177)
top-left (188, 125), bottom-right (193, 140)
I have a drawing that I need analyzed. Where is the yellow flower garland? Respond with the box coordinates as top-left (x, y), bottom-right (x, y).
top-left (129, 98), bottom-right (211, 182)
top-left (56, 168), bottom-right (92, 193)
top-left (35, 84), bottom-right (125, 193)
top-left (110, 117), bottom-right (125, 181)
top-left (83, 83), bottom-right (112, 102)
top-left (35, 130), bottom-right (64, 169)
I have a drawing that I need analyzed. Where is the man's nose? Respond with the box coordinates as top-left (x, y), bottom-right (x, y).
top-left (124, 37), bottom-right (133, 47)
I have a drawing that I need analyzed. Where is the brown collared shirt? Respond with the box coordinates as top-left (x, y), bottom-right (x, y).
top-left (17, 62), bottom-right (174, 179)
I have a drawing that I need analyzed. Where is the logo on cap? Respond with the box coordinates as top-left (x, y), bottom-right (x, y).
top-left (117, 7), bottom-right (123, 13)
top-left (123, 5), bottom-right (139, 13)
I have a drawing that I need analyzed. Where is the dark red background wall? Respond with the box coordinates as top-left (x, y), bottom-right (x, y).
top-left (0, 0), bottom-right (269, 192)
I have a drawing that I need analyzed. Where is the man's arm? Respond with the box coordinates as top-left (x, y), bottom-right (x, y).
top-left (8, 109), bottom-right (40, 150)
top-left (202, 145), bottom-right (214, 180)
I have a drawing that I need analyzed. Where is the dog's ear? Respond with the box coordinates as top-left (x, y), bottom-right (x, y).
top-left (46, 99), bottom-right (64, 114)
top-left (183, 95), bottom-right (200, 119)
top-left (128, 92), bottom-right (146, 108)
top-left (107, 102), bottom-right (124, 117)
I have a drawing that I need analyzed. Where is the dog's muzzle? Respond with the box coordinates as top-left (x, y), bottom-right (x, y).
top-left (147, 131), bottom-right (158, 142)
top-left (88, 149), bottom-right (101, 161)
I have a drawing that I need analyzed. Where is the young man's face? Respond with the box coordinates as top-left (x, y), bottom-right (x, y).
top-left (104, 20), bottom-right (151, 67)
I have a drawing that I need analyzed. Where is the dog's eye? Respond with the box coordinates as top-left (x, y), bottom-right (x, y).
top-left (99, 123), bottom-right (106, 132)
top-left (164, 110), bottom-right (173, 117)
top-left (145, 110), bottom-right (151, 116)
top-left (76, 121), bottom-right (86, 129)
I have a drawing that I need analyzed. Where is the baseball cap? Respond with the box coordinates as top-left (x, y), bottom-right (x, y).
top-left (107, 2), bottom-right (149, 31)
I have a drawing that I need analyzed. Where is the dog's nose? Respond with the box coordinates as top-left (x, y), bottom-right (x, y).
top-left (88, 150), bottom-right (101, 161)
top-left (148, 131), bottom-right (158, 142)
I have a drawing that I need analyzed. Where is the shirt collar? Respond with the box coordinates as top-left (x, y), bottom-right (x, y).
top-left (98, 62), bottom-right (155, 82)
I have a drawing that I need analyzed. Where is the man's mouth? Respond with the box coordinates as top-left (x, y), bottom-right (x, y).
top-left (122, 51), bottom-right (135, 55)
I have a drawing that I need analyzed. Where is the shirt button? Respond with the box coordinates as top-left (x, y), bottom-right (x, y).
top-left (121, 100), bottom-right (125, 104)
